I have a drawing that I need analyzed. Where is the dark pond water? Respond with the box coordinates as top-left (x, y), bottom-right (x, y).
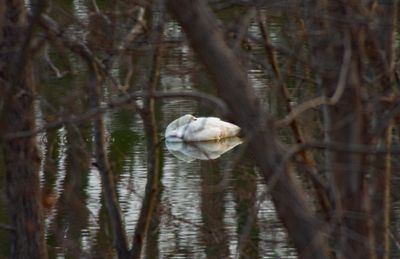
top-left (16, 3), bottom-right (297, 258)
top-left (1, 1), bottom-right (399, 258)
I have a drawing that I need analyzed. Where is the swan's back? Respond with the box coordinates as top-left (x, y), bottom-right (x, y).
top-left (188, 117), bottom-right (240, 140)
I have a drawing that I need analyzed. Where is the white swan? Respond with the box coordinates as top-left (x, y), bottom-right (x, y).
top-left (165, 114), bottom-right (240, 142)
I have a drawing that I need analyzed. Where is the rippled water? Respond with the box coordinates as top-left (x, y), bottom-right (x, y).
top-left (0, 3), bottom-right (296, 258)
top-left (36, 109), bottom-right (296, 258)
top-left (32, 97), bottom-right (305, 259)
top-left (1, 1), bottom-right (400, 258)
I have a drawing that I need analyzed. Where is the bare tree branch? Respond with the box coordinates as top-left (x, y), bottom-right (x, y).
top-left (131, 2), bottom-right (163, 257)
top-left (2, 90), bottom-right (227, 140)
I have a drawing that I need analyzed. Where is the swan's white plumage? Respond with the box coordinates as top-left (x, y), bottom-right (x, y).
top-left (165, 114), bottom-right (240, 142)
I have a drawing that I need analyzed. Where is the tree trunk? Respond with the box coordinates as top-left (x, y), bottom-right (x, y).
top-left (0, 0), bottom-right (47, 258)
top-left (166, 1), bottom-right (329, 258)
top-left (365, 2), bottom-right (397, 258)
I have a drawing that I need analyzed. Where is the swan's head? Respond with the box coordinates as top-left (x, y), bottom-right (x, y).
top-left (176, 114), bottom-right (197, 125)
top-left (165, 114), bottom-right (197, 139)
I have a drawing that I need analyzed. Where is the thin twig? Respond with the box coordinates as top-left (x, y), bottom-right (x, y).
top-left (276, 31), bottom-right (352, 127)
top-left (43, 44), bottom-right (68, 78)
top-left (2, 90), bottom-right (227, 140)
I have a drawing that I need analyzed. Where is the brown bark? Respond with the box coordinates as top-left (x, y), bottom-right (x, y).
top-left (166, 1), bottom-right (329, 258)
top-left (366, 2), bottom-right (397, 259)
top-left (376, 123), bottom-right (393, 259)
top-left (0, 0), bottom-right (47, 258)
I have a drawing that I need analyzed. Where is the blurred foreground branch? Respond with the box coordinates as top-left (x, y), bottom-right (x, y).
top-left (166, 0), bottom-right (329, 257)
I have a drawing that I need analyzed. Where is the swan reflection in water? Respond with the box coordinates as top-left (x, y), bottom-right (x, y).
top-left (164, 114), bottom-right (242, 161)
top-left (165, 137), bottom-right (242, 162)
